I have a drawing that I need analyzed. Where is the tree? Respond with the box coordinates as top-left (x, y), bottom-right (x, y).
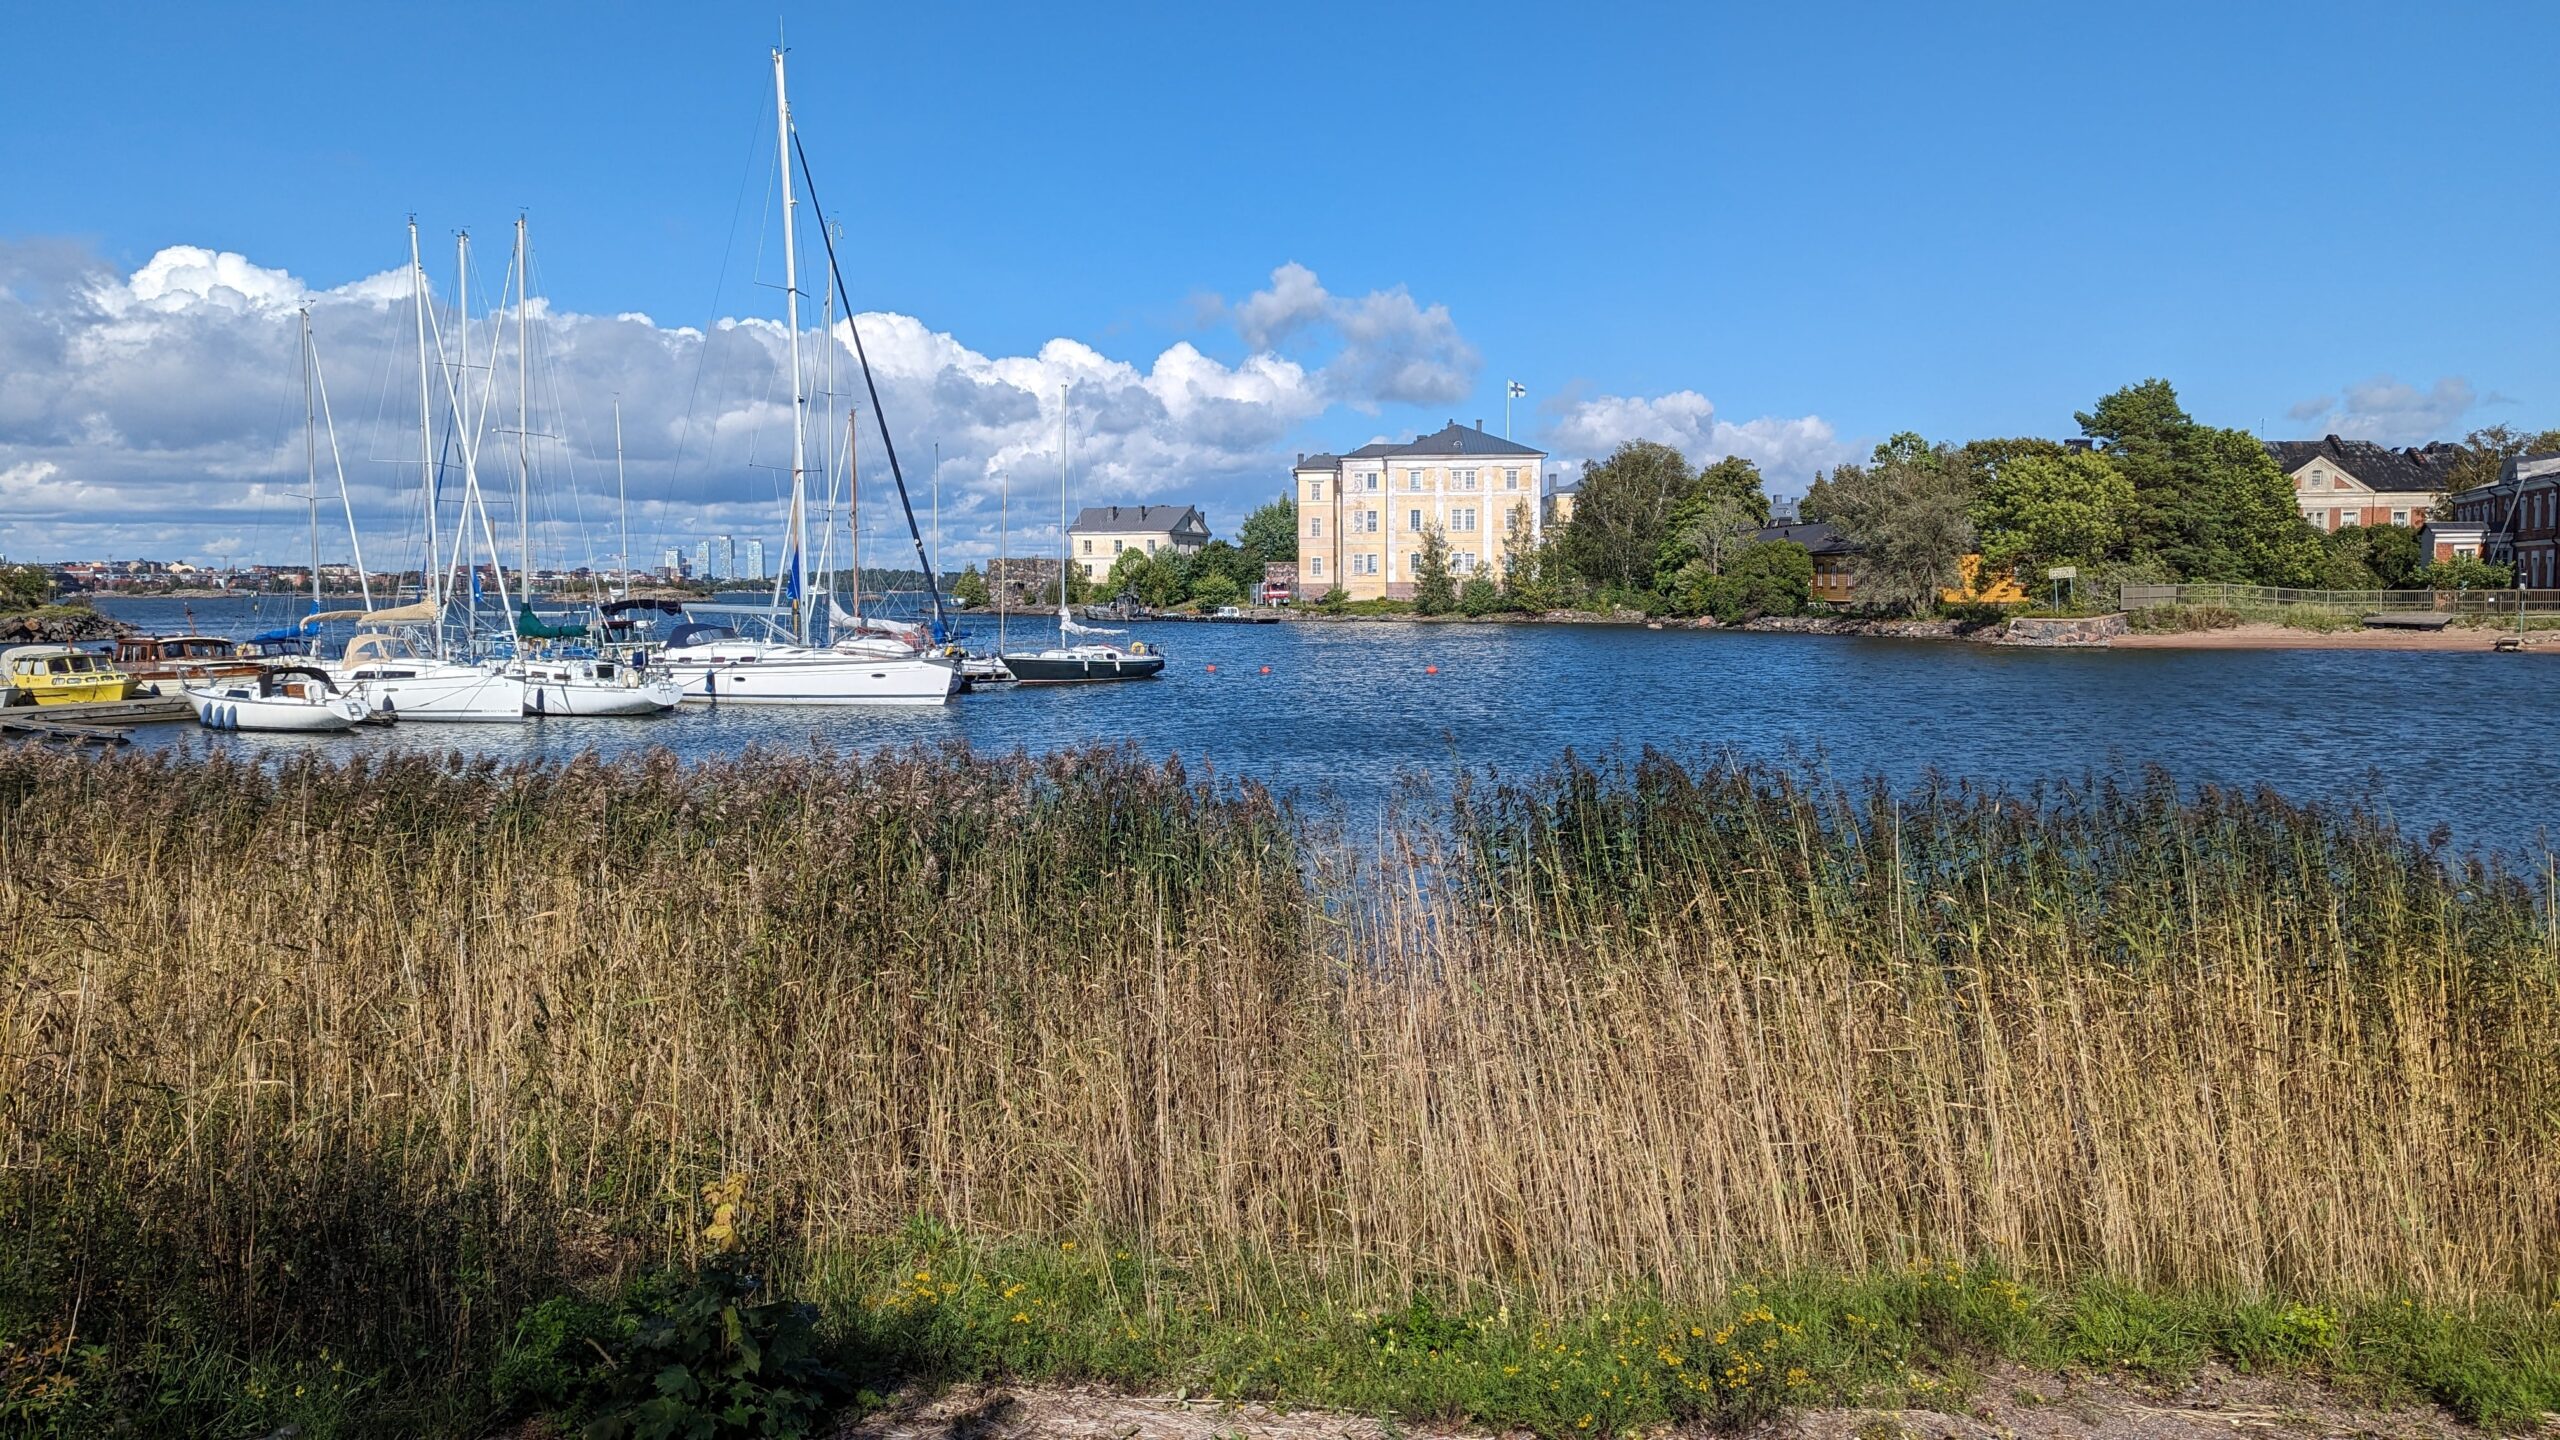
top-left (2317, 522), bottom-right (2423, 590)
top-left (1237, 497), bottom-right (1298, 562)
top-left (2076, 379), bottom-right (2321, 584)
top-left (948, 566), bottom-right (990, 608)
top-left (1458, 573), bottom-right (1503, 616)
top-left (1132, 553), bottom-right (1188, 609)
top-left (1555, 440), bottom-right (1701, 595)
top-left (2419, 554), bottom-right (2513, 591)
top-left (1671, 539), bottom-right (1812, 621)
top-left (1819, 436), bottom-right (1978, 614)
top-left (1656, 456), bottom-right (1771, 580)
top-left (1184, 539), bottom-right (1259, 595)
top-left (1188, 571), bottom-right (1242, 609)
top-left (1500, 536), bottom-right (1575, 613)
top-left (2441, 425), bottom-right (2560, 498)
top-left (1413, 527), bottom-right (1457, 615)
top-left (1972, 450), bottom-right (2134, 578)
top-left (0, 563), bottom-right (51, 612)
top-left (1103, 547), bottom-right (1153, 600)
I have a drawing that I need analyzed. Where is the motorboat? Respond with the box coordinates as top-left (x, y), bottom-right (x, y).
top-left (2, 645), bottom-right (130, 705)
top-left (326, 629), bottom-right (526, 723)
top-left (1001, 639), bottom-right (1166, 684)
top-left (184, 664), bottom-right (372, 733)
top-left (115, 634), bottom-right (261, 692)
top-left (516, 654), bottom-right (682, 716)
top-left (659, 622), bottom-right (957, 706)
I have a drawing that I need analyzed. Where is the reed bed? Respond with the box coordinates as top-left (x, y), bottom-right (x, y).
top-left (1, 742), bottom-right (2553, 1426)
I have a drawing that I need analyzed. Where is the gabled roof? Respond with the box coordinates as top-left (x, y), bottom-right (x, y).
top-left (1293, 452), bottom-right (1342, 472)
top-left (1749, 521), bottom-right (1856, 556)
top-left (1068, 504), bottom-right (1208, 536)
top-left (2264, 435), bottom-right (2464, 495)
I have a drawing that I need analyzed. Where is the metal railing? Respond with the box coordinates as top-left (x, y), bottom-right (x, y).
top-left (2118, 582), bottom-right (2560, 615)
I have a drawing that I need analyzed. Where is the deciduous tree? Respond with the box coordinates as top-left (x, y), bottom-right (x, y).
top-left (1972, 450), bottom-right (2134, 577)
top-left (1820, 435), bottom-right (1978, 614)
top-left (1556, 440), bottom-right (1700, 595)
top-left (1237, 497), bottom-right (1298, 562)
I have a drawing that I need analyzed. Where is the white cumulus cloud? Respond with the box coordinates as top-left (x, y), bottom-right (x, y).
top-left (0, 241), bottom-right (1470, 568)
top-left (1543, 389), bottom-right (1851, 487)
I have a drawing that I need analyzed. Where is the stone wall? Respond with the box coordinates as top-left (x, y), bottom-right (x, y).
top-left (1998, 613), bottom-right (2129, 647)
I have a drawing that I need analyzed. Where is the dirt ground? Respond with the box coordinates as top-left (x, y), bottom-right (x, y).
top-left (2107, 622), bottom-right (2547, 652)
top-left (829, 1362), bottom-right (2509, 1440)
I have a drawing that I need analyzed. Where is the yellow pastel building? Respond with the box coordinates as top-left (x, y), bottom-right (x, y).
top-left (1293, 421), bottom-right (1547, 601)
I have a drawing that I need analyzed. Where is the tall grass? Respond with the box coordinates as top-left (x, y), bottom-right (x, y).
top-left (1, 743), bottom-right (2553, 1429)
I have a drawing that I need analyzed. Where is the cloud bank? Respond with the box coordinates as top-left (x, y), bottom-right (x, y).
top-left (0, 243), bottom-right (1852, 565)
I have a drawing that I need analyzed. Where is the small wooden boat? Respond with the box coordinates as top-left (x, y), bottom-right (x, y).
top-left (115, 634), bottom-right (261, 691)
top-left (184, 664), bottom-right (372, 733)
top-left (3, 645), bottom-right (131, 705)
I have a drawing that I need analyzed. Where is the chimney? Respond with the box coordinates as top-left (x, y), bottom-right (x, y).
top-left (1476, 418), bottom-right (1484, 432)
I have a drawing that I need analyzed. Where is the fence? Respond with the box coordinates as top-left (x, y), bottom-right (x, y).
top-left (2117, 582), bottom-right (2560, 616)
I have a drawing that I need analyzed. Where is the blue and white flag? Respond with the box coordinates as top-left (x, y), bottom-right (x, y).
top-left (1507, 380), bottom-right (1526, 399)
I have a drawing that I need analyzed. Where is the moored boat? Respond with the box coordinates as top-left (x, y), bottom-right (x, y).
top-left (115, 634), bottom-right (261, 692)
top-left (1001, 641), bottom-right (1165, 684)
top-left (517, 655), bottom-right (683, 716)
top-left (184, 664), bottom-right (371, 733)
top-left (3, 645), bottom-right (131, 705)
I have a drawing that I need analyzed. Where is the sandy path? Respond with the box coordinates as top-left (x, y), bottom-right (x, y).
top-left (828, 1362), bottom-right (2493, 1440)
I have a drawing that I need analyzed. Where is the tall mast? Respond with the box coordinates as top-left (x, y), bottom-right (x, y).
top-left (848, 406), bottom-right (863, 627)
top-left (773, 45), bottom-right (811, 646)
top-left (456, 229), bottom-right (473, 635)
top-left (998, 468), bottom-right (1008, 655)
top-left (302, 307), bottom-right (320, 615)
top-left (408, 219), bottom-right (440, 640)
top-left (932, 441), bottom-right (941, 610)
top-left (516, 214), bottom-right (531, 605)
top-left (613, 399), bottom-right (629, 601)
top-left (1058, 382), bottom-right (1070, 626)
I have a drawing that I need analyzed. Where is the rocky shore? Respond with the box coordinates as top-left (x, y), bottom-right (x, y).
top-left (0, 605), bottom-right (133, 645)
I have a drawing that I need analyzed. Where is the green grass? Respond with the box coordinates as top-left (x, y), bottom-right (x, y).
top-left (798, 1238), bottom-right (2560, 1436)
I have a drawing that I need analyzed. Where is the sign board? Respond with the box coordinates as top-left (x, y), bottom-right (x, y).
top-left (2046, 566), bottom-right (2079, 580)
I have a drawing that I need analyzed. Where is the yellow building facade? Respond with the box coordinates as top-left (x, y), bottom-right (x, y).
top-left (1293, 422), bottom-right (1547, 601)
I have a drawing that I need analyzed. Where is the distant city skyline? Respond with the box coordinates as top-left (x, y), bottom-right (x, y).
top-left (2, 1), bottom-right (2553, 569)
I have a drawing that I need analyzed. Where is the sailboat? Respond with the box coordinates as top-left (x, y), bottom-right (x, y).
top-left (658, 47), bottom-right (956, 706)
top-left (490, 218), bottom-right (680, 717)
top-left (1001, 386), bottom-right (1165, 684)
top-left (315, 221), bottom-right (526, 723)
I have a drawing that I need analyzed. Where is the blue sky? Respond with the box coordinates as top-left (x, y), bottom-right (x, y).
top-left (3, 0), bottom-right (2553, 564)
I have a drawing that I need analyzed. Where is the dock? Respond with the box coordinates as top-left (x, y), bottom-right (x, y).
top-left (2363, 612), bottom-right (2453, 631)
top-left (0, 694), bottom-right (193, 746)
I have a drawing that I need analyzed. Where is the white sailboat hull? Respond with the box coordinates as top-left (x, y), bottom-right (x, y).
top-left (663, 645), bottom-right (957, 706)
top-left (523, 674), bottom-right (684, 716)
top-left (185, 687), bottom-right (370, 733)
top-left (332, 663), bottom-right (528, 723)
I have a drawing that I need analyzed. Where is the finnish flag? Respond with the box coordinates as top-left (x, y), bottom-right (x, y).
top-left (1506, 380), bottom-right (1526, 399)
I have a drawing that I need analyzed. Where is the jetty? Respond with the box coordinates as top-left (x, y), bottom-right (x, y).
top-left (0, 693), bottom-right (192, 746)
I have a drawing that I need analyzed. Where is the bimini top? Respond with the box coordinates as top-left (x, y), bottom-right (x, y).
top-left (665, 623), bottom-right (740, 649)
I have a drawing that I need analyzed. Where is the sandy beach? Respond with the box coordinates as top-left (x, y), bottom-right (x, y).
top-left (2111, 621), bottom-right (2551, 651)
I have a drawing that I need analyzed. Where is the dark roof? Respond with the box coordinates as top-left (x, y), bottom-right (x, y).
top-left (1749, 521), bottom-right (1855, 556)
top-left (1068, 504), bottom-right (1207, 536)
top-left (1312, 422), bottom-right (1546, 468)
top-left (2263, 435), bottom-right (2465, 495)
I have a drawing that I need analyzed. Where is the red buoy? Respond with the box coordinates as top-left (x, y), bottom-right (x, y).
top-left (1425, 664), bottom-right (1439, 675)
top-left (1259, 665), bottom-right (1270, 674)
top-left (1205, 664), bottom-right (1217, 673)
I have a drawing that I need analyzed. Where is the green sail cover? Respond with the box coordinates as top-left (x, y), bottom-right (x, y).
top-left (515, 605), bottom-right (590, 640)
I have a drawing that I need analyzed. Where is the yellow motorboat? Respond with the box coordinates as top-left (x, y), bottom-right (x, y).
top-left (3, 645), bottom-right (131, 706)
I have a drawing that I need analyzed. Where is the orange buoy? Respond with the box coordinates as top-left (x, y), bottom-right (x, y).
top-left (1259, 665), bottom-right (1270, 674)
top-left (1205, 664), bottom-right (1217, 673)
top-left (1425, 664), bottom-right (1439, 675)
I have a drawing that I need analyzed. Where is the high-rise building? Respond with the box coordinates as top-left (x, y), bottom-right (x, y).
top-left (741, 539), bottom-right (766, 580)
top-left (692, 540), bottom-right (713, 580)
top-left (711, 535), bottom-right (736, 580)
top-left (660, 547), bottom-right (685, 579)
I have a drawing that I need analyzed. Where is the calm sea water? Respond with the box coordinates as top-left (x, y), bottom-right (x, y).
top-left (92, 595), bottom-right (2555, 855)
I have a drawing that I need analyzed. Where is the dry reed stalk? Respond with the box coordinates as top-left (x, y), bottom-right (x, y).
top-left (0, 745), bottom-right (2550, 1370)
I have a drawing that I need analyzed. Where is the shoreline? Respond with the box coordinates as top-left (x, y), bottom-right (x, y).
top-left (1247, 607), bottom-right (2559, 652)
